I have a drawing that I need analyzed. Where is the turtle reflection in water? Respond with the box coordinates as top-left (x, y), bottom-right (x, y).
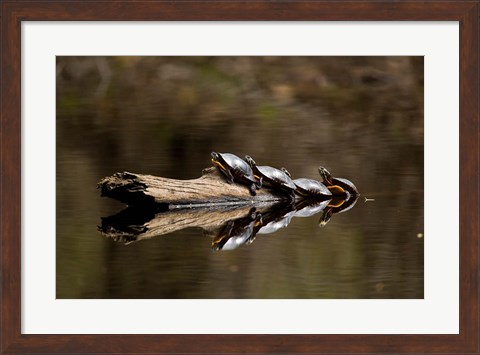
top-left (245, 155), bottom-right (296, 201)
top-left (256, 206), bottom-right (297, 235)
top-left (318, 166), bottom-right (359, 197)
top-left (293, 199), bottom-right (331, 218)
top-left (211, 152), bottom-right (261, 196)
top-left (211, 195), bottom-right (358, 252)
top-left (318, 194), bottom-right (359, 227)
top-left (212, 209), bottom-right (263, 251)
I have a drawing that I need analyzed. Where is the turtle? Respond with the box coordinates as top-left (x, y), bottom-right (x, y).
top-left (318, 166), bottom-right (359, 196)
top-left (292, 178), bottom-right (332, 198)
top-left (245, 155), bottom-right (296, 200)
top-left (211, 152), bottom-right (261, 195)
top-left (281, 167), bottom-right (331, 198)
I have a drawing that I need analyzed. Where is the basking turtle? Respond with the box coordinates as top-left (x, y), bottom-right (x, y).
top-left (318, 167), bottom-right (359, 196)
top-left (211, 152), bottom-right (260, 195)
top-left (281, 167), bottom-right (331, 198)
top-left (245, 156), bottom-right (296, 199)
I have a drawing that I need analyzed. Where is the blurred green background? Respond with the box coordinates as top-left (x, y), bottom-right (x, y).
top-left (56, 57), bottom-right (424, 298)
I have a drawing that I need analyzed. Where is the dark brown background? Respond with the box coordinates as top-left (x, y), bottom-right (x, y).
top-left (56, 56), bottom-right (424, 300)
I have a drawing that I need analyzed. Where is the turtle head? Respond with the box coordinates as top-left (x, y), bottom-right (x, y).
top-left (211, 152), bottom-right (226, 170)
top-left (281, 167), bottom-right (292, 178)
top-left (245, 155), bottom-right (256, 167)
top-left (318, 167), bottom-right (333, 185)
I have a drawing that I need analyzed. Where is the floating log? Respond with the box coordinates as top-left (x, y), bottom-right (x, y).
top-left (98, 167), bottom-right (288, 208)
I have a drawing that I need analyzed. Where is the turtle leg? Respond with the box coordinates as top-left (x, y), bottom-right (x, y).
top-left (256, 177), bottom-right (263, 188)
top-left (219, 167), bottom-right (234, 184)
top-left (249, 183), bottom-right (257, 196)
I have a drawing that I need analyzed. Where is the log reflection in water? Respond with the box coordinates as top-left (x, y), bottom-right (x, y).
top-left (99, 195), bottom-right (359, 249)
top-left (98, 202), bottom-right (280, 244)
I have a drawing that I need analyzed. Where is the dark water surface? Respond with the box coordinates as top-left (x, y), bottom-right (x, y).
top-left (56, 57), bottom-right (424, 298)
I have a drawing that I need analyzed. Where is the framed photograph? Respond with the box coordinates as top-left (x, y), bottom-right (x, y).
top-left (1, 1), bottom-right (478, 354)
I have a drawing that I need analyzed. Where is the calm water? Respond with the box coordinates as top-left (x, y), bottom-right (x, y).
top-left (56, 57), bottom-right (424, 298)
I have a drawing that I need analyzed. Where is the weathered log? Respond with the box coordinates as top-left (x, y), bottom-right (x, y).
top-left (98, 167), bottom-right (288, 208)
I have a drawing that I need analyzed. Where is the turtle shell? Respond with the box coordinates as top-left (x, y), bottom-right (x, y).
top-left (332, 177), bottom-right (359, 195)
top-left (293, 178), bottom-right (332, 197)
top-left (256, 165), bottom-right (296, 191)
top-left (218, 153), bottom-right (257, 184)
